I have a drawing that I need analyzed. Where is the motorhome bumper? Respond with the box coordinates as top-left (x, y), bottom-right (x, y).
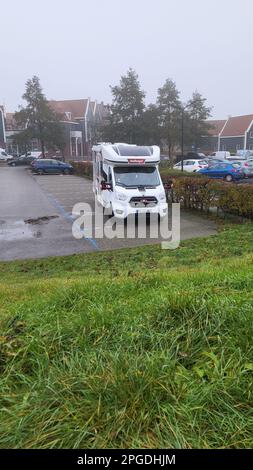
top-left (113, 203), bottom-right (168, 219)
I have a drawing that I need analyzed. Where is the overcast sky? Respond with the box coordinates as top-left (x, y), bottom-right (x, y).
top-left (1, 0), bottom-right (252, 118)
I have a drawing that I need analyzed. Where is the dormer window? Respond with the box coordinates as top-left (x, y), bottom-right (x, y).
top-left (65, 112), bottom-right (71, 120)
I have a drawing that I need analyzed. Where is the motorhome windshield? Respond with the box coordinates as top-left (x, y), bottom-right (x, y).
top-left (114, 166), bottom-right (160, 188)
top-left (116, 145), bottom-right (153, 156)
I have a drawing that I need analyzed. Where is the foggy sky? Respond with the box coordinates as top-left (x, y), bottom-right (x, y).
top-left (1, 0), bottom-right (252, 118)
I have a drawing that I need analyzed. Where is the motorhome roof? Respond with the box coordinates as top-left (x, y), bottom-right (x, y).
top-left (92, 143), bottom-right (160, 164)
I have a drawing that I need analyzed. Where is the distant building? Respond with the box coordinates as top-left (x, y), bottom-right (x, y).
top-left (1, 98), bottom-right (109, 159)
top-left (201, 114), bottom-right (253, 153)
top-left (201, 120), bottom-right (227, 153)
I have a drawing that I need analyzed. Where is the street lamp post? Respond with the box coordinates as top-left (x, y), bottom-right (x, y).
top-left (181, 108), bottom-right (184, 172)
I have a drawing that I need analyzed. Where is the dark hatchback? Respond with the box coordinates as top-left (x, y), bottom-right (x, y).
top-left (8, 155), bottom-right (37, 166)
top-left (31, 159), bottom-right (74, 175)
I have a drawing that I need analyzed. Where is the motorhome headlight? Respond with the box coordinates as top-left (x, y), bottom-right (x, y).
top-left (116, 192), bottom-right (128, 201)
top-left (159, 192), bottom-right (166, 201)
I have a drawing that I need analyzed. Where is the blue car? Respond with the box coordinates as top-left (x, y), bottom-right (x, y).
top-left (198, 162), bottom-right (244, 182)
top-left (31, 159), bottom-right (74, 175)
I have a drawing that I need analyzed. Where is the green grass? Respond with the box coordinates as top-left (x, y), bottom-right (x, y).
top-left (0, 223), bottom-right (253, 449)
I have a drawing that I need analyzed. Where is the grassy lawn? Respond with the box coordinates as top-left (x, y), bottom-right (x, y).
top-left (0, 223), bottom-right (253, 449)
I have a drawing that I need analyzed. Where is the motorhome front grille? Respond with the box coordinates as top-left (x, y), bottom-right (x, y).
top-left (129, 196), bottom-right (158, 207)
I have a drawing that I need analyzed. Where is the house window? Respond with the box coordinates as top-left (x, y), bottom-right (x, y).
top-left (236, 144), bottom-right (241, 150)
top-left (221, 144), bottom-right (226, 151)
top-left (250, 131), bottom-right (253, 138)
top-left (249, 144), bottom-right (253, 150)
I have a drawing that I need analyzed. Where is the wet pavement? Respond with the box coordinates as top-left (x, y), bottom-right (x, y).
top-left (0, 165), bottom-right (217, 261)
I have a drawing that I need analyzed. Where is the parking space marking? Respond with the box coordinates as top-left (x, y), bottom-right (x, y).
top-left (46, 193), bottom-right (99, 250)
top-left (30, 173), bottom-right (99, 251)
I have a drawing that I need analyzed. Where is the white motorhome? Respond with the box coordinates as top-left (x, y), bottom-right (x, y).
top-left (92, 143), bottom-right (167, 219)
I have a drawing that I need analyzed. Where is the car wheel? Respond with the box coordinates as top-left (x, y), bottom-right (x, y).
top-left (37, 169), bottom-right (44, 175)
top-left (63, 169), bottom-right (70, 175)
top-left (225, 174), bottom-right (233, 182)
top-left (11, 162), bottom-right (16, 167)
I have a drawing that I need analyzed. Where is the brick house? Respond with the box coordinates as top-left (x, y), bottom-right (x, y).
top-left (1, 98), bottom-right (109, 159)
top-left (48, 98), bottom-right (109, 158)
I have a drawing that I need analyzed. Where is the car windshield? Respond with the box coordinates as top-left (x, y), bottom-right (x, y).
top-left (113, 166), bottom-right (160, 188)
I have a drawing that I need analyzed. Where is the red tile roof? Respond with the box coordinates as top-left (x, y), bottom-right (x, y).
top-left (5, 112), bottom-right (24, 131)
top-left (207, 120), bottom-right (227, 136)
top-left (48, 99), bottom-right (88, 120)
top-left (221, 114), bottom-right (253, 137)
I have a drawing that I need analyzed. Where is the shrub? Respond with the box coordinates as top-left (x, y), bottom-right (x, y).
top-left (70, 161), bottom-right (93, 178)
top-left (163, 176), bottom-right (253, 219)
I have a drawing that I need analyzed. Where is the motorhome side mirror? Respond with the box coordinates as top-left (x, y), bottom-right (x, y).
top-left (164, 181), bottom-right (173, 190)
top-left (101, 181), bottom-right (112, 191)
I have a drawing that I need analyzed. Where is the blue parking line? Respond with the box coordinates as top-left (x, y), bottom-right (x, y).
top-left (47, 193), bottom-right (99, 251)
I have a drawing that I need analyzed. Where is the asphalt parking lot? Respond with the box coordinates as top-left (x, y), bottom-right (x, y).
top-left (0, 166), bottom-right (217, 260)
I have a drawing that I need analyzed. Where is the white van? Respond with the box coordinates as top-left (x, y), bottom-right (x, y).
top-left (92, 143), bottom-right (167, 219)
top-left (0, 148), bottom-right (12, 161)
top-left (19, 151), bottom-right (42, 159)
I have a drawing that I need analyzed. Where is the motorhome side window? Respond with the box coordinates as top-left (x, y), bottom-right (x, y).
top-left (100, 162), bottom-right (107, 180)
top-left (108, 168), bottom-right (113, 186)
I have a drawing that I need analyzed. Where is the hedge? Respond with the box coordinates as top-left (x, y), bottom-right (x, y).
top-left (70, 161), bottom-right (93, 178)
top-left (163, 176), bottom-right (253, 219)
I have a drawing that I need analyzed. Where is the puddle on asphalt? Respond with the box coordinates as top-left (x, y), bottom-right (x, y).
top-left (0, 216), bottom-right (58, 241)
top-left (24, 215), bottom-right (58, 225)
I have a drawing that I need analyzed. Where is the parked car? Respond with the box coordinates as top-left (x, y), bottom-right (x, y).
top-left (198, 162), bottom-right (244, 181)
top-left (186, 152), bottom-right (206, 159)
top-left (205, 158), bottom-right (226, 166)
top-left (232, 160), bottom-right (253, 177)
top-left (8, 155), bottom-right (36, 166)
top-left (18, 151), bottom-right (42, 159)
top-left (31, 159), bottom-right (74, 175)
top-left (173, 159), bottom-right (208, 172)
top-left (236, 150), bottom-right (253, 159)
top-left (209, 151), bottom-right (231, 159)
top-left (226, 156), bottom-right (247, 162)
top-left (0, 149), bottom-right (13, 161)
